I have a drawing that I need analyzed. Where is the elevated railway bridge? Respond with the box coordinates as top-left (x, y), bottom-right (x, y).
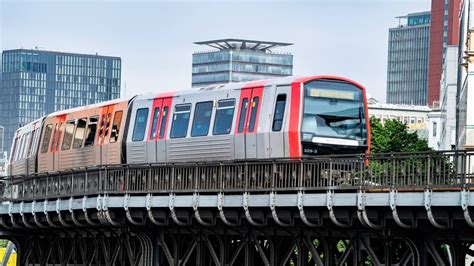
top-left (0, 150), bottom-right (473, 265)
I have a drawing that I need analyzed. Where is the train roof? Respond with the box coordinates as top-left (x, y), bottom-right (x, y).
top-left (133, 75), bottom-right (365, 101)
top-left (46, 97), bottom-right (132, 118)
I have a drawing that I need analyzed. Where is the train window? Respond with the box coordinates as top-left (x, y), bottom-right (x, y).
top-left (213, 99), bottom-right (235, 135)
top-left (10, 137), bottom-right (19, 162)
top-left (41, 124), bottom-right (53, 154)
top-left (249, 96), bottom-right (259, 132)
top-left (16, 135), bottom-right (26, 161)
top-left (84, 116), bottom-right (99, 147)
top-left (170, 104), bottom-right (191, 139)
top-left (50, 123), bottom-right (61, 152)
top-left (132, 108), bottom-right (149, 141)
top-left (73, 118), bottom-right (87, 149)
top-left (98, 114), bottom-right (106, 144)
top-left (159, 107), bottom-right (169, 139)
top-left (191, 101), bottom-right (213, 137)
top-left (27, 129), bottom-right (36, 157)
top-left (248, 97), bottom-right (259, 132)
top-left (61, 120), bottom-right (75, 151)
top-left (150, 107), bottom-right (160, 139)
top-left (109, 111), bottom-right (123, 143)
top-left (104, 113), bottom-right (111, 138)
top-left (272, 94), bottom-right (287, 132)
top-left (237, 98), bottom-right (249, 133)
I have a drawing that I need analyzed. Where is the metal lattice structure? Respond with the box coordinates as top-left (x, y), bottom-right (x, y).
top-left (1, 150), bottom-right (474, 265)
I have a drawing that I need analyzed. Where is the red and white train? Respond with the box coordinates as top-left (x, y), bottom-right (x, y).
top-left (7, 75), bottom-right (371, 176)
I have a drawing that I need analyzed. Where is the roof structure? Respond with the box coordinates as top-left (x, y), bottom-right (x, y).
top-left (194, 39), bottom-right (293, 52)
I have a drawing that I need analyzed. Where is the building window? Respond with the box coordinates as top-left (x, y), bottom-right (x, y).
top-left (272, 94), bottom-right (286, 132)
top-left (191, 101), bottom-right (213, 137)
top-left (132, 108), bottom-right (149, 142)
top-left (170, 104), bottom-right (191, 139)
top-left (432, 122), bottom-right (437, 137)
top-left (213, 99), bottom-right (235, 135)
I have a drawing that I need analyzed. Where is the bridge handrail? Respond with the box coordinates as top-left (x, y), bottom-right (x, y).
top-left (2, 150), bottom-right (474, 202)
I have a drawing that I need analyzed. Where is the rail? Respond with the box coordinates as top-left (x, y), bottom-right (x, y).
top-left (1, 150), bottom-right (474, 202)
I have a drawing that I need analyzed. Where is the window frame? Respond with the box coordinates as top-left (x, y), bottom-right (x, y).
top-left (41, 124), bottom-right (53, 154)
top-left (248, 96), bottom-right (260, 133)
top-left (191, 101), bottom-right (214, 137)
top-left (237, 98), bottom-right (249, 133)
top-left (149, 107), bottom-right (161, 140)
top-left (272, 94), bottom-right (287, 132)
top-left (170, 104), bottom-right (192, 139)
top-left (84, 116), bottom-right (99, 147)
top-left (159, 106), bottom-right (169, 139)
top-left (213, 99), bottom-right (235, 135)
top-left (72, 118), bottom-right (88, 149)
top-left (132, 108), bottom-right (149, 142)
top-left (61, 120), bottom-right (76, 151)
top-left (109, 111), bottom-right (123, 143)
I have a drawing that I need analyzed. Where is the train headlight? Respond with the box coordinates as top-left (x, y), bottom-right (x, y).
top-left (302, 133), bottom-right (313, 141)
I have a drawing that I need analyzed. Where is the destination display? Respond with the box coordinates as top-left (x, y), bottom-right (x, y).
top-left (308, 88), bottom-right (356, 100)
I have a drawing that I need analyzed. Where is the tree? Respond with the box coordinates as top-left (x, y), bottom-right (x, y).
top-left (369, 117), bottom-right (431, 153)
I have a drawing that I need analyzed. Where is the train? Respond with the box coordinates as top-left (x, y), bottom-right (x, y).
top-left (7, 75), bottom-right (371, 176)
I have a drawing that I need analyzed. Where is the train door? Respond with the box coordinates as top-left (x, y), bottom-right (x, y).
top-left (51, 116), bottom-right (66, 171)
top-left (98, 105), bottom-right (114, 165)
top-left (269, 86), bottom-right (289, 158)
top-left (148, 98), bottom-right (163, 163)
top-left (106, 108), bottom-right (124, 165)
top-left (235, 87), bottom-right (263, 159)
top-left (156, 98), bottom-right (172, 162)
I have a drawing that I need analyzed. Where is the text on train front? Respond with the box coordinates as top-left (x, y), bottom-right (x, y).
top-left (301, 79), bottom-right (368, 155)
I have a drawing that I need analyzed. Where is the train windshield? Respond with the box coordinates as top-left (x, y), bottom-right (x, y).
top-left (302, 80), bottom-right (367, 143)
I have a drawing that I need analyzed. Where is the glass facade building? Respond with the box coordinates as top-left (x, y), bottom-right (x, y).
top-left (386, 12), bottom-right (431, 106)
top-left (0, 49), bottom-right (121, 154)
top-left (192, 39), bottom-right (293, 87)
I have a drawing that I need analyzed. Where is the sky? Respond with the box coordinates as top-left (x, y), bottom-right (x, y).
top-left (1, 0), bottom-right (431, 102)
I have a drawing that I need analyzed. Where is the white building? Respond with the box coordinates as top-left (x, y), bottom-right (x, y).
top-left (428, 45), bottom-right (459, 150)
top-left (457, 1), bottom-right (474, 151)
top-left (367, 98), bottom-right (431, 139)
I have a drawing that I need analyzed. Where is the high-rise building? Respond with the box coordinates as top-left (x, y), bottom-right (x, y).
top-left (386, 12), bottom-right (431, 106)
top-left (0, 49), bottom-right (121, 154)
top-left (427, 0), bottom-right (461, 107)
top-left (192, 39), bottom-right (293, 87)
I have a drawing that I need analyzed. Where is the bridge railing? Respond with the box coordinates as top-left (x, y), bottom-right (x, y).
top-left (1, 150), bottom-right (474, 202)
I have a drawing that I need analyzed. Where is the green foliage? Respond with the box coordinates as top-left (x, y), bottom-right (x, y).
top-left (370, 117), bottom-right (431, 154)
top-left (0, 239), bottom-right (8, 248)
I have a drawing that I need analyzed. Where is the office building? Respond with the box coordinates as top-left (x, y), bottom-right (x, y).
top-left (386, 12), bottom-right (431, 106)
top-left (427, 0), bottom-right (461, 107)
top-left (368, 98), bottom-right (431, 139)
top-left (0, 49), bottom-right (121, 154)
top-left (192, 39), bottom-right (293, 87)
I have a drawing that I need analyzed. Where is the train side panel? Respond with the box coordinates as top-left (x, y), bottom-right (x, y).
top-left (126, 98), bottom-right (153, 164)
top-left (166, 90), bottom-right (238, 162)
top-left (8, 118), bottom-right (43, 176)
top-left (37, 99), bottom-right (129, 173)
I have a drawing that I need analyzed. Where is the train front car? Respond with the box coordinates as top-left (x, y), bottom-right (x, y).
top-left (295, 77), bottom-right (370, 156)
